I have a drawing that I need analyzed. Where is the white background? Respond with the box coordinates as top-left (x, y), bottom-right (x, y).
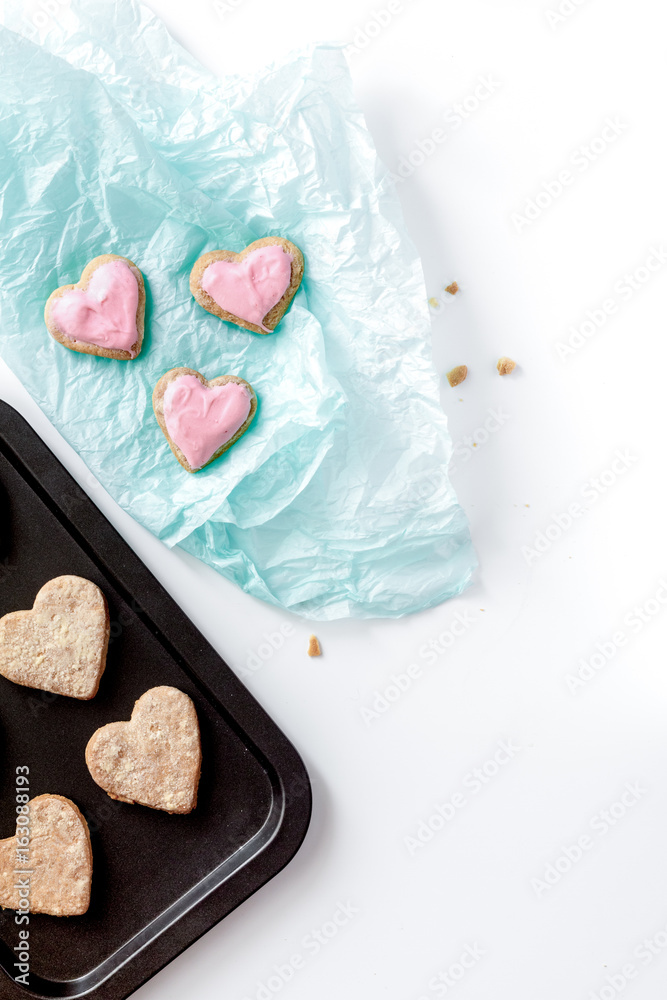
top-left (3, 1), bottom-right (667, 998)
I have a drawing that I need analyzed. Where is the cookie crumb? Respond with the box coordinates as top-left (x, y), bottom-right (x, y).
top-left (446, 365), bottom-right (467, 388)
top-left (428, 297), bottom-right (439, 308)
top-left (445, 281), bottom-right (459, 295)
top-left (308, 635), bottom-right (322, 657)
top-left (497, 356), bottom-right (516, 375)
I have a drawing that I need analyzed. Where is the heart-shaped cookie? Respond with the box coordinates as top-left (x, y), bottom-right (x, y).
top-left (85, 686), bottom-right (202, 814)
top-left (153, 367), bottom-right (257, 473)
top-left (0, 795), bottom-right (92, 917)
top-left (190, 236), bottom-right (303, 334)
top-left (44, 254), bottom-right (145, 359)
top-left (0, 576), bottom-right (110, 699)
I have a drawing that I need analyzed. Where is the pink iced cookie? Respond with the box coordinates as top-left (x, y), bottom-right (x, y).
top-left (190, 237), bottom-right (304, 334)
top-left (45, 255), bottom-right (145, 360)
top-left (153, 368), bottom-right (257, 473)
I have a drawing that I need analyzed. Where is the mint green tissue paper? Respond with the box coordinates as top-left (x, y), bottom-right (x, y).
top-left (0, 0), bottom-right (475, 619)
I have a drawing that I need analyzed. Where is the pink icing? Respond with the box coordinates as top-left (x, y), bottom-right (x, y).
top-left (201, 244), bottom-right (293, 332)
top-left (51, 259), bottom-right (140, 356)
top-left (163, 375), bottom-right (252, 470)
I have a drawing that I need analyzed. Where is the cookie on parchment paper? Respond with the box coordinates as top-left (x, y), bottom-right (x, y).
top-left (44, 253), bottom-right (145, 360)
top-left (190, 236), bottom-right (304, 335)
top-left (153, 367), bottom-right (257, 473)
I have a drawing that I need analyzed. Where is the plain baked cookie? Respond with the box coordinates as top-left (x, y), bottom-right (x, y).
top-left (0, 576), bottom-right (110, 699)
top-left (153, 367), bottom-right (257, 473)
top-left (0, 795), bottom-right (93, 916)
top-left (44, 253), bottom-right (145, 360)
top-left (85, 686), bottom-right (202, 814)
top-left (190, 236), bottom-right (304, 334)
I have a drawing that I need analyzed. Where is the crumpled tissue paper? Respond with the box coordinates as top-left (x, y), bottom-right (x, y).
top-left (0, 0), bottom-right (476, 619)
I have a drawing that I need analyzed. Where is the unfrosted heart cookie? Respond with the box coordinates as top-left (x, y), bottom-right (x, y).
top-left (85, 686), bottom-right (202, 814)
top-left (44, 254), bottom-right (145, 359)
top-left (153, 367), bottom-right (257, 473)
top-left (190, 236), bottom-right (304, 334)
top-left (0, 795), bottom-right (92, 916)
top-left (0, 576), bottom-right (110, 699)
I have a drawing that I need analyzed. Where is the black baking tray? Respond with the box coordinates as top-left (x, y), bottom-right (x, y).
top-left (0, 400), bottom-right (311, 1000)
